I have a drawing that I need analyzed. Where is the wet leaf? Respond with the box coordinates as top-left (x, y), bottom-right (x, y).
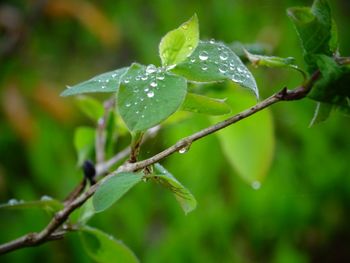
top-left (181, 93), bottom-right (231, 115)
top-left (117, 63), bottom-right (187, 132)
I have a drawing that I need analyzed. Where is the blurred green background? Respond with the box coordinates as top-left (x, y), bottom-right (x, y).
top-left (0, 0), bottom-right (349, 262)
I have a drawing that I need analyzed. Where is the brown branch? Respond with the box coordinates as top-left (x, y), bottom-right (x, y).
top-left (0, 71), bottom-right (321, 255)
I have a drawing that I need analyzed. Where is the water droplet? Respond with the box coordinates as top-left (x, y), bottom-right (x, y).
top-left (219, 66), bottom-right (227, 74)
top-left (251, 181), bottom-right (261, 190)
top-left (124, 79), bottom-right (129, 84)
top-left (237, 67), bottom-right (244, 73)
top-left (178, 144), bottom-right (191, 154)
top-left (101, 85), bottom-right (106, 89)
top-left (190, 58), bottom-right (196, 63)
top-left (141, 75), bottom-right (148, 81)
top-left (150, 81), bottom-right (157, 88)
top-left (126, 103), bottom-right (131, 107)
top-left (8, 199), bottom-right (18, 205)
top-left (147, 91), bottom-right (154, 98)
top-left (144, 88), bottom-right (149, 92)
top-left (182, 24), bottom-right (188, 30)
top-left (201, 65), bottom-right (208, 71)
top-left (105, 79), bottom-right (110, 83)
top-left (157, 75), bottom-right (165, 80)
top-left (220, 52), bottom-right (228, 61)
top-left (135, 75), bottom-right (141, 80)
top-left (146, 64), bottom-right (157, 74)
top-left (136, 111), bottom-right (139, 114)
top-left (199, 51), bottom-right (209, 61)
top-left (41, 195), bottom-right (53, 201)
top-left (111, 73), bottom-right (117, 78)
top-left (141, 115), bottom-right (144, 118)
top-left (188, 45), bottom-right (193, 51)
top-left (209, 38), bottom-right (215, 44)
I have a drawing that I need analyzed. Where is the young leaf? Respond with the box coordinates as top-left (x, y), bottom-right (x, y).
top-left (181, 93), bottom-right (231, 115)
top-left (0, 198), bottom-right (63, 211)
top-left (93, 172), bottom-right (143, 213)
top-left (117, 63), bottom-right (187, 132)
top-left (159, 14), bottom-right (199, 66)
top-left (80, 226), bottom-right (139, 263)
top-left (211, 89), bottom-right (274, 185)
top-left (150, 163), bottom-right (197, 215)
top-left (74, 127), bottom-right (95, 166)
top-left (75, 96), bottom-right (104, 121)
top-left (308, 55), bottom-right (350, 111)
top-left (244, 51), bottom-right (295, 68)
top-left (172, 40), bottom-right (259, 98)
top-left (287, 0), bottom-right (337, 71)
top-left (61, 67), bottom-right (128, 96)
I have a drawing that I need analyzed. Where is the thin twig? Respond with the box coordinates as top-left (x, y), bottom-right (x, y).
top-left (0, 71), bottom-right (321, 254)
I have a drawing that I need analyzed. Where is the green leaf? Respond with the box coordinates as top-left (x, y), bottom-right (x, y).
top-left (287, 0), bottom-right (337, 71)
top-left (172, 40), bottom-right (259, 98)
top-left (0, 197), bottom-right (63, 211)
top-left (61, 67), bottom-right (128, 96)
top-left (308, 55), bottom-right (350, 112)
top-left (117, 63), bottom-right (187, 132)
top-left (211, 89), bottom-right (274, 186)
top-left (309, 102), bottom-right (333, 126)
top-left (74, 127), bottom-right (95, 166)
top-left (159, 14), bottom-right (199, 66)
top-left (93, 172), bottom-right (143, 213)
top-left (244, 50), bottom-right (296, 68)
top-left (75, 96), bottom-right (104, 121)
top-left (150, 163), bottom-right (197, 215)
top-left (80, 226), bottom-right (139, 263)
top-left (181, 93), bottom-right (231, 115)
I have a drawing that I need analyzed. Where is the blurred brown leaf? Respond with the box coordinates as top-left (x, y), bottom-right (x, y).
top-left (1, 85), bottom-right (36, 142)
top-left (32, 83), bottom-right (74, 123)
top-left (44, 0), bottom-right (120, 47)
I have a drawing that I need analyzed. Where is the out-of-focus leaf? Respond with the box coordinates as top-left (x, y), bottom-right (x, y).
top-left (309, 102), bottom-right (333, 126)
top-left (117, 63), bottom-right (187, 132)
top-left (79, 225), bottom-right (139, 263)
top-left (287, 0), bottom-right (337, 71)
top-left (0, 197), bottom-right (63, 211)
top-left (159, 14), bottom-right (199, 66)
top-left (75, 96), bottom-right (104, 121)
top-left (77, 198), bottom-right (95, 225)
top-left (230, 41), bottom-right (272, 59)
top-left (150, 163), bottom-right (197, 214)
top-left (93, 172), bottom-right (143, 213)
top-left (173, 40), bottom-right (259, 98)
top-left (211, 89), bottom-right (274, 185)
top-left (74, 127), bottom-right (95, 166)
top-left (308, 55), bottom-right (350, 113)
top-left (61, 67), bottom-right (128, 97)
top-left (181, 93), bottom-right (231, 115)
top-left (245, 51), bottom-right (295, 68)
top-left (45, 0), bottom-right (120, 47)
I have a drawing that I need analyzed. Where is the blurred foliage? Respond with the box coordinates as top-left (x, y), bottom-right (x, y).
top-left (0, 0), bottom-right (349, 262)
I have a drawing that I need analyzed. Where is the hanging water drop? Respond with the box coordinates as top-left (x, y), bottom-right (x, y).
top-left (147, 91), bottom-right (154, 98)
top-left (251, 181), bottom-right (261, 190)
top-left (199, 51), bottom-right (209, 61)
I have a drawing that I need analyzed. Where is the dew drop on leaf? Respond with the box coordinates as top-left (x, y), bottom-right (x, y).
top-left (199, 51), bottom-right (209, 61)
top-left (40, 195), bottom-right (53, 201)
top-left (147, 91), bottom-right (155, 98)
top-left (150, 81), bottom-right (158, 88)
top-left (146, 64), bottom-right (157, 74)
top-left (220, 52), bottom-right (228, 61)
top-left (8, 199), bottom-right (18, 205)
